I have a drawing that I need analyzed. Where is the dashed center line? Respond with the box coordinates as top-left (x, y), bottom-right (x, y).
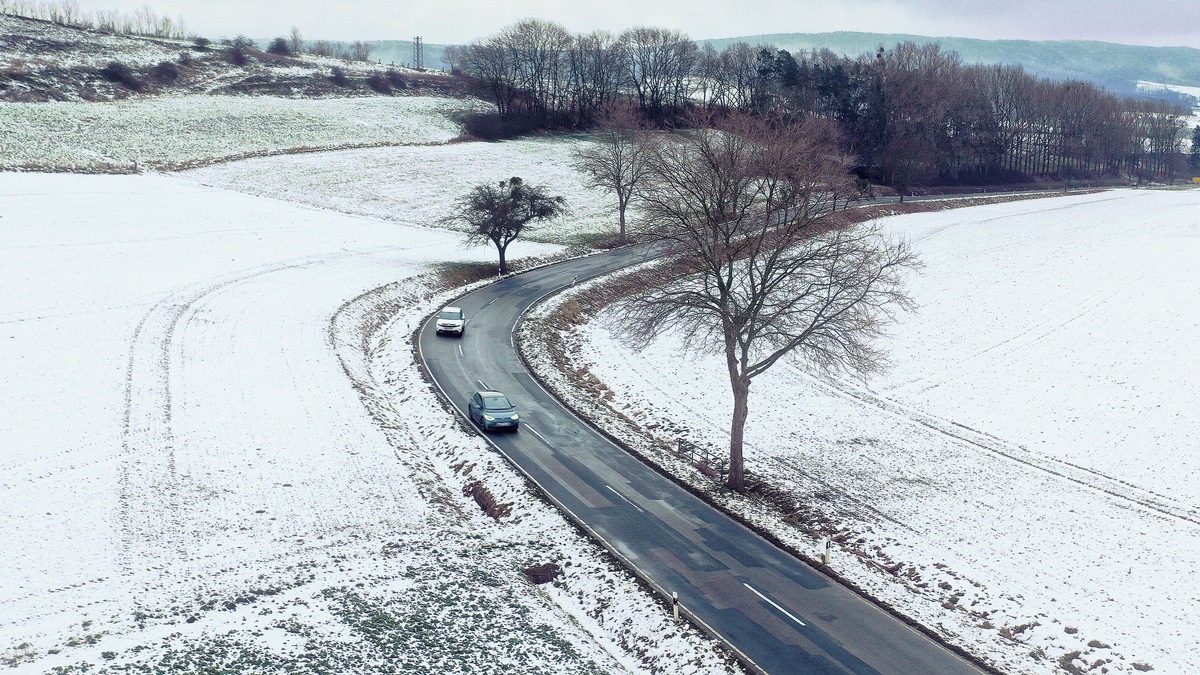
top-left (605, 485), bottom-right (645, 513)
top-left (524, 425), bottom-right (550, 445)
top-left (477, 379), bottom-right (489, 390)
top-left (743, 583), bottom-right (806, 627)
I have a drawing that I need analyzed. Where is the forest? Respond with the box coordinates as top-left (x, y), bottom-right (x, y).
top-left (452, 20), bottom-right (1195, 190)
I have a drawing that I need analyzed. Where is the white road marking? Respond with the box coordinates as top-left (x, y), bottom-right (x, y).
top-left (477, 379), bottom-right (489, 390)
top-left (483, 297), bottom-right (498, 307)
top-left (457, 344), bottom-right (464, 357)
top-left (605, 485), bottom-right (645, 513)
top-left (743, 583), bottom-right (806, 627)
top-left (524, 424), bottom-right (549, 445)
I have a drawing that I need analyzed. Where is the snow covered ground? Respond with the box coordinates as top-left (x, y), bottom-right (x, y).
top-left (523, 189), bottom-right (1200, 674)
top-left (0, 172), bottom-right (735, 673)
top-left (183, 135), bottom-right (628, 245)
top-left (0, 95), bottom-right (488, 172)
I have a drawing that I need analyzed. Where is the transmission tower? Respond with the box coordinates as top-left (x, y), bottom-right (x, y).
top-left (412, 36), bottom-right (424, 70)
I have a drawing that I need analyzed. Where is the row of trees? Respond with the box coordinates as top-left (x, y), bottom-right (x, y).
top-left (1192, 126), bottom-right (1200, 174)
top-left (742, 44), bottom-right (1190, 187)
top-left (258, 28), bottom-right (373, 63)
top-left (456, 19), bottom-right (1194, 187)
top-left (209, 29), bottom-right (374, 64)
top-left (1, 0), bottom-right (188, 39)
top-left (452, 22), bottom-right (699, 126)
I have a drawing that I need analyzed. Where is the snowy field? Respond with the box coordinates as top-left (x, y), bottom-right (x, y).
top-left (0, 173), bottom-right (735, 673)
top-left (0, 95), bottom-right (488, 172)
top-left (523, 189), bottom-right (1200, 674)
top-left (183, 135), bottom-right (628, 245)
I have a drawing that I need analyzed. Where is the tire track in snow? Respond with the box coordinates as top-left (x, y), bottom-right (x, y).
top-left (115, 246), bottom-right (396, 592)
top-left (891, 253), bottom-right (1160, 397)
top-left (906, 193), bottom-right (1128, 246)
top-left (801, 366), bottom-right (1200, 529)
top-left (887, 194), bottom-right (1159, 397)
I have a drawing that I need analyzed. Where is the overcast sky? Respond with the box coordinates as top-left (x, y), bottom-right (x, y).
top-left (71, 0), bottom-right (1200, 48)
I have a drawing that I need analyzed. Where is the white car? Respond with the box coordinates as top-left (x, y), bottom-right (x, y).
top-left (436, 306), bottom-right (466, 336)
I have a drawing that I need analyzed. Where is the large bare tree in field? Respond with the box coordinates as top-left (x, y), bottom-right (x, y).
top-left (447, 177), bottom-right (567, 274)
top-left (617, 113), bottom-right (919, 492)
top-left (572, 107), bottom-right (648, 245)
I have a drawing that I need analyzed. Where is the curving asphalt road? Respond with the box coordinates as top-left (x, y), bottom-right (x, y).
top-left (417, 246), bottom-right (986, 675)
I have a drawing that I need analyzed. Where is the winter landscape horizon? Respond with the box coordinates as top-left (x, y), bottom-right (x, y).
top-left (3, 5), bottom-right (1200, 674)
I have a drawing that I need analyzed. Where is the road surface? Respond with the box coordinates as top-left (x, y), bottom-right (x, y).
top-left (418, 246), bottom-right (986, 675)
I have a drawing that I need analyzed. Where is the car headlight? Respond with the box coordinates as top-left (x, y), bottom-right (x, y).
top-left (511, 414), bottom-right (519, 420)
top-left (483, 414), bottom-right (495, 421)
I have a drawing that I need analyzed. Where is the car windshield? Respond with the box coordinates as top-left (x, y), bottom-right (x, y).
top-left (482, 395), bottom-right (512, 410)
top-left (439, 310), bottom-right (462, 320)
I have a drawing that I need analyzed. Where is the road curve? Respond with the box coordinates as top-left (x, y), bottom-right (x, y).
top-left (417, 246), bottom-right (986, 675)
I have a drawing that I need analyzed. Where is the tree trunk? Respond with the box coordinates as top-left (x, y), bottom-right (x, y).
top-left (496, 241), bottom-right (509, 275)
top-left (617, 193), bottom-right (628, 244)
top-left (727, 376), bottom-right (750, 492)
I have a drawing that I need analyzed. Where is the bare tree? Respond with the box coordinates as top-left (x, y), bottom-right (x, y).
top-left (566, 30), bottom-right (623, 126)
top-left (350, 40), bottom-right (373, 62)
top-left (573, 107), bottom-right (648, 244)
top-left (132, 5), bottom-right (154, 34)
top-left (309, 41), bottom-right (336, 58)
top-left (59, 0), bottom-right (79, 25)
top-left (1190, 125), bottom-right (1200, 174)
top-left (616, 112), bottom-right (918, 491)
top-left (495, 18), bottom-right (573, 123)
top-left (289, 26), bottom-right (303, 55)
top-left (461, 40), bottom-right (517, 114)
top-left (448, 177), bottom-right (568, 274)
top-left (442, 45), bottom-right (464, 73)
top-left (619, 26), bottom-right (698, 121)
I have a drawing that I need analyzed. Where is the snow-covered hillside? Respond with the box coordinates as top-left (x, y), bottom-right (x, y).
top-left (0, 95), bottom-right (488, 172)
top-left (0, 173), bottom-right (735, 673)
top-left (0, 12), bottom-right (465, 103)
top-left (183, 135), bottom-right (630, 244)
top-left (524, 189), bottom-right (1200, 674)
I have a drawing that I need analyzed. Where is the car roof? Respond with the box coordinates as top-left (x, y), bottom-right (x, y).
top-left (476, 390), bottom-right (505, 396)
top-left (442, 306), bottom-right (462, 312)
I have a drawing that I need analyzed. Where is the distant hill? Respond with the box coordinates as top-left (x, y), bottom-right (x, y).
top-left (700, 32), bottom-right (1200, 99)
